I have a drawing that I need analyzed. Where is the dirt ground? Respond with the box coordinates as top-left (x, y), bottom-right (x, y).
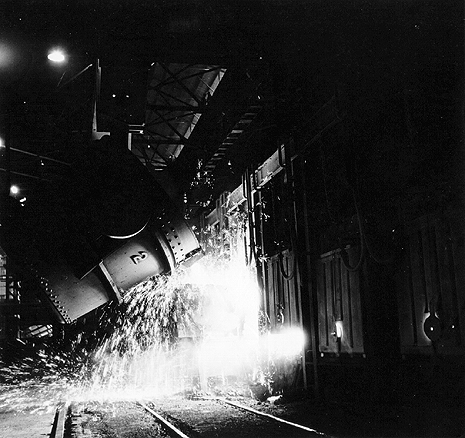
top-left (0, 390), bottom-right (463, 438)
top-left (70, 394), bottom-right (464, 438)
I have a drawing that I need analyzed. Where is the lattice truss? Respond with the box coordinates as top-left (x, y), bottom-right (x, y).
top-left (130, 63), bottom-right (226, 169)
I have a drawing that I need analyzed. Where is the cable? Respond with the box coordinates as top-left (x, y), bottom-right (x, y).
top-left (278, 251), bottom-right (295, 280)
top-left (277, 140), bottom-right (298, 281)
top-left (243, 167), bottom-right (258, 265)
top-left (340, 188), bottom-right (366, 272)
top-left (340, 186), bottom-right (395, 271)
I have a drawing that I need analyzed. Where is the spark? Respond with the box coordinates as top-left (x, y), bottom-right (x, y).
top-left (0, 214), bottom-right (304, 411)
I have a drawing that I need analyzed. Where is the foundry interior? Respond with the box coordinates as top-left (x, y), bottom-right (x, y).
top-left (0, 1), bottom-right (464, 436)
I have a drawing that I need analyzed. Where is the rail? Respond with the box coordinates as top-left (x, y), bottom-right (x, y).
top-left (139, 402), bottom-right (191, 438)
top-left (49, 402), bottom-right (68, 438)
top-left (59, 397), bottom-right (334, 437)
top-left (216, 397), bottom-right (329, 436)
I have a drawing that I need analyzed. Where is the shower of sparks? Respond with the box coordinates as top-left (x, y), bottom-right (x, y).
top-left (84, 269), bottom-right (204, 400)
top-left (0, 214), bottom-right (304, 412)
top-left (0, 348), bottom-right (91, 414)
top-left (82, 244), bottom-right (262, 401)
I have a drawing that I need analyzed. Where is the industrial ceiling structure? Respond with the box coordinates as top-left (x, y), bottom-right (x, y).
top-left (0, 1), bottom-right (463, 336)
top-left (0, 1), bottom-right (285, 215)
top-left (1, 0), bottom-right (461, 212)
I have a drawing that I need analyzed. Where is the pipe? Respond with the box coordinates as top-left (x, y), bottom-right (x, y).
top-left (299, 158), bottom-right (319, 397)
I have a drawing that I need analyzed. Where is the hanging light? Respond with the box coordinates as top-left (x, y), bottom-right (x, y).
top-left (47, 48), bottom-right (66, 64)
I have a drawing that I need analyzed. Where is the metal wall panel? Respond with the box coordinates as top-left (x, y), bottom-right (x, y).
top-left (317, 247), bottom-right (364, 355)
top-left (265, 250), bottom-right (300, 330)
top-left (398, 212), bottom-right (465, 354)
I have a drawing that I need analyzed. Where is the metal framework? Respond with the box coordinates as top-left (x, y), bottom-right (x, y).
top-left (203, 105), bottom-right (262, 173)
top-left (130, 63), bottom-right (226, 169)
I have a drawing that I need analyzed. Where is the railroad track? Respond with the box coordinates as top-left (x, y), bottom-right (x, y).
top-left (49, 402), bottom-right (68, 438)
top-left (53, 396), bottom-right (333, 438)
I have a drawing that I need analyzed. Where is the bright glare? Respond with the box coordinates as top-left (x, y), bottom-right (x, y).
top-left (83, 248), bottom-right (262, 399)
top-left (10, 185), bottom-right (19, 195)
top-left (265, 327), bottom-right (306, 357)
top-left (0, 215), bottom-right (305, 410)
top-left (47, 49), bottom-right (66, 63)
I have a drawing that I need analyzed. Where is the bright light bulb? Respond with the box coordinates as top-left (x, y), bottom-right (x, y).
top-left (47, 49), bottom-right (66, 63)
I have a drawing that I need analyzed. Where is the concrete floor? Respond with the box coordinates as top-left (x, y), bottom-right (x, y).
top-left (0, 411), bottom-right (55, 438)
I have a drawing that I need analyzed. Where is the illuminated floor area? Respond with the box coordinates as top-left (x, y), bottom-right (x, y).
top-left (1, 411), bottom-right (55, 438)
top-left (0, 389), bottom-right (463, 438)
